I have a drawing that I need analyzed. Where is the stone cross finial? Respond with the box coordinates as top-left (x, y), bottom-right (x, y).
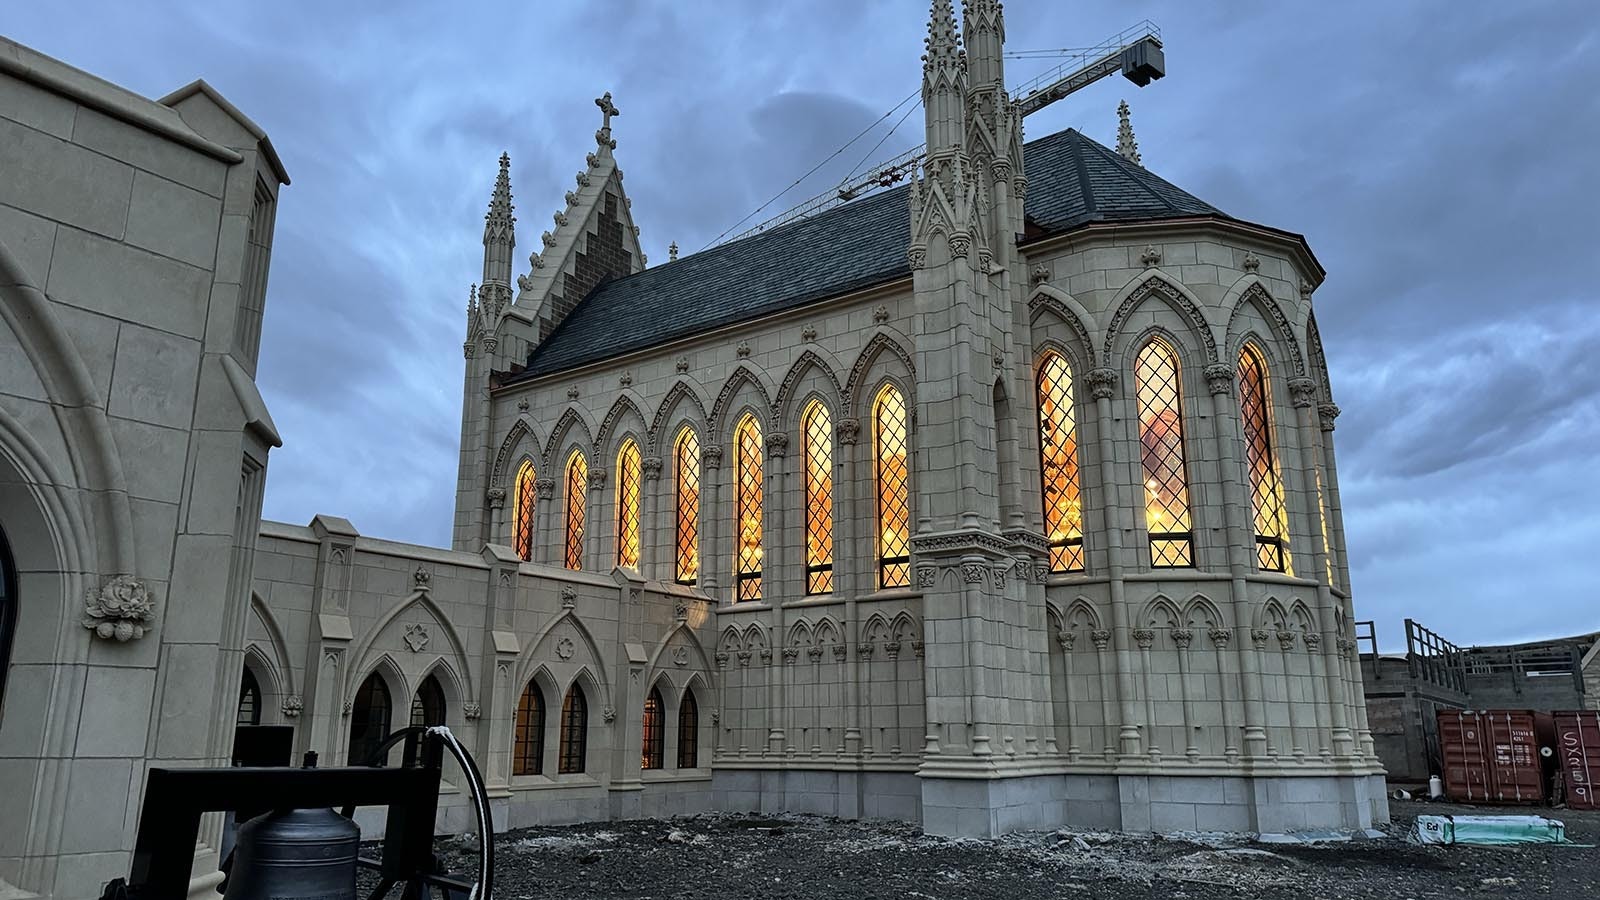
top-left (1117, 100), bottom-right (1142, 167)
top-left (594, 91), bottom-right (620, 150)
top-left (669, 241), bottom-right (679, 262)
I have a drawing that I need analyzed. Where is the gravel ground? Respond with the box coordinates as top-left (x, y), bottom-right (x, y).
top-left (378, 801), bottom-right (1600, 900)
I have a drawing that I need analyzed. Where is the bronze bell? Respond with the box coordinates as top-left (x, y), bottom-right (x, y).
top-left (223, 807), bottom-right (360, 900)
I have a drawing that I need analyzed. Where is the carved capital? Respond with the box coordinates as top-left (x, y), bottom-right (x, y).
top-left (1302, 631), bottom-right (1323, 651)
top-left (1251, 628), bottom-right (1270, 649)
top-left (764, 432), bottom-right (789, 457)
top-left (1085, 368), bottom-right (1118, 401)
top-left (781, 647), bottom-right (798, 664)
top-left (463, 702), bottom-right (482, 720)
top-left (1207, 627), bottom-right (1232, 648)
top-left (281, 695), bottom-right (303, 718)
top-left (1203, 363), bottom-right (1235, 396)
top-left (1318, 402), bottom-right (1341, 432)
top-left (587, 467), bottom-right (608, 489)
top-left (715, 651), bottom-right (730, 668)
top-left (836, 418), bottom-right (860, 446)
top-left (486, 487), bottom-right (507, 508)
top-left (1277, 629), bottom-right (1298, 651)
top-left (1091, 629), bottom-right (1111, 651)
top-left (948, 232), bottom-right (972, 258)
top-left (907, 245), bottom-right (927, 270)
top-left (1288, 377), bottom-right (1318, 408)
top-left (83, 575), bottom-right (157, 642)
top-left (1057, 630), bottom-right (1076, 652)
top-left (702, 445), bottom-right (725, 469)
top-left (535, 477), bottom-right (556, 500)
top-left (806, 645), bottom-right (823, 662)
top-left (1133, 628), bottom-right (1155, 650)
top-left (1171, 628), bottom-right (1194, 650)
top-left (483, 335), bottom-right (499, 355)
top-left (960, 563), bottom-right (986, 585)
top-left (916, 566), bottom-right (937, 589)
top-left (642, 456), bottom-right (664, 481)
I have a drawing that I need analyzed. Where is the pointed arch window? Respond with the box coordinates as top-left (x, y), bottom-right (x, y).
top-left (874, 385), bottom-right (911, 589)
top-left (677, 689), bottom-right (699, 768)
top-left (1135, 338), bottom-right (1193, 567)
top-left (1238, 346), bottom-right (1291, 573)
top-left (513, 681), bottom-right (546, 775)
top-left (734, 414), bottom-right (765, 602)
top-left (564, 451), bottom-right (588, 571)
top-left (616, 440), bottom-right (642, 569)
top-left (236, 667), bottom-right (262, 728)
top-left (674, 428), bottom-right (701, 584)
top-left (410, 673), bottom-right (447, 728)
top-left (641, 686), bottom-right (665, 770)
top-left (1036, 353), bottom-right (1085, 572)
top-left (513, 460), bottom-right (537, 562)
top-left (558, 683), bottom-right (588, 774)
top-left (802, 401), bottom-right (835, 594)
top-left (1315, 467), bottom-right (1336, 586)
top-left (347, 674), bottom-right (392, 766)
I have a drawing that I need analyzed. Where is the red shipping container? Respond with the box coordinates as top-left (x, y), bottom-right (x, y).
top-left (1553, 711), bottom-right (1600, 810)
top-left (1435, 709), bottom-right (1546, 804)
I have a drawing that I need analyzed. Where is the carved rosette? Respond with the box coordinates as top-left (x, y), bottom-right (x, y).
top-left (1133, 628), bottom-right (1155, 650)
top-left (1208, 627), bottom-right (1233, 649)
top-left (535, 478), bottom-right (556, 500)
top-left (403, 623), bottom-right (431, 653)
top-left (1251, 628), bottom-right (1270, 649)
top-left (1318, 402), bottom-right (1341, 432)
top-left (1171, 628), bottom-right (1194, 650)
top-left (1091, 629), bottom-right (1111, 651)
top-left (1288, 377), bottom-right (1318, 408)
top-left (1204, 363), bottom-right (1235, 396)
top-left (1085, 368), bottom-right (1118, 401)
top-left (281, 695), bottom-right (304, 718)
top-left (836, 418), bottom-right (860, 446)
top-left (555, 636), bottom-right (575, 660)
top-left (1277, 630), bottom-right (1298, 651)
top-left (83, 575), bottom-right (157, 642)
top-left (413, 566), bottom-right (431, 590)
top-left (764, 433), bottom-right (789, 457)
top-left (642, 456), bottom-right (664, 481)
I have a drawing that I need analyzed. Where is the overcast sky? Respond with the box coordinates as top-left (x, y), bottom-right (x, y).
top-left (10, 1), bottom-right (1596, 649)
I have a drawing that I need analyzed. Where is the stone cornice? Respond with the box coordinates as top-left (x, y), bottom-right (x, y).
top-left (1019, 216), bottom-right (1327, 289)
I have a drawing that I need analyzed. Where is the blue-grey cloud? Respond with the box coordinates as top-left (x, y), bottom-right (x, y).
top-left (8, 0), bottom-right (1596, 651)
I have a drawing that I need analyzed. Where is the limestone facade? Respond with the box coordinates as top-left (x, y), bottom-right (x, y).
top-left (0, 36), bottom-right (288, 899)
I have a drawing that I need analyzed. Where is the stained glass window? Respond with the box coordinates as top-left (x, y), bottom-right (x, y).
top-left (1135, 339), bottom-right (1193, 567)
top-left (236, 667), bottom-right (261, 728)
top-left (734, 415), bottom-right (765, 602)
top-left (1036, 353), bottom-right (1085, 573)
top-left (677, 689), bottom-right (699, 768)
top-left (675, 429), bottom-right (701, 584)
top-left (513, 681), bottom-right (545, 775)
top-left (346, 674), bottom-right (391, 766)
top-left (1238, 347), bottom-right (1291, 573)
top-left (409, 674), bottom-right (446, 728)
top-left (558, 683), bottom-right (588, 774)
top-left (564, 451), bottom-right (587, 571)
top-left (1316, 466), bottom-right (1336, 587)
top-left (513, 460), bottom-right (536, 562)
top-left (641, 687), bottom-right (665, 770)
top-left (802, 401), bottom-right (835, 594)
top-left (616, 440), bottom-right (642, 570)
top-left (874, 385), bottom-right (911, 588)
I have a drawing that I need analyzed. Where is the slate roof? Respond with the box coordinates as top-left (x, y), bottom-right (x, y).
top-left (512, 127), bottom-right (1225, 381)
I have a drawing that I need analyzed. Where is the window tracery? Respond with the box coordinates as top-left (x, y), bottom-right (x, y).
top-left (1135, 338), bottom-right (1193, 567)
top-left (874, 385), bottom-right (911, 589)
top-left (1036, 353), bottom-right (1085, 572)
top-left (802, 401), bottom-right (835, 594)
top-left (1238, 346), bottom-right (1291, 573)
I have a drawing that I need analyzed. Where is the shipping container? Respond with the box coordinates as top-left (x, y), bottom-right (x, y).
top-left (1553, 710), bottom-right (1600, 810)
top-left (1435, 709), bottom-right (1547, 804)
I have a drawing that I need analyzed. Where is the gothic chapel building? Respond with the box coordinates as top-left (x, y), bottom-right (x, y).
top-left (0, 4), bottom-right (1384, 893)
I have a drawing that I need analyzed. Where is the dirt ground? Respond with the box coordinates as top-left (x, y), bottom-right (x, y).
top-left (413, 800), bottom-right (1600, 900)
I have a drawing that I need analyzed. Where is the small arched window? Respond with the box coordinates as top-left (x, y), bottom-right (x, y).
top-left (347, 673), bottom-right (392, 766)
top-left (558, 683), bottom-right (588, 774)
top-left (641, 686), bottom-right (665, 770)
top-left (513, 680), bottom-right (545, 775)
top-left (1036, 353), bottom-right (1085, 573)
top-left (733, 414), bottom-right (765, 602)
top-left (873, 385), bottom-right (911, 589)
top-left (236, 667), bottom-right (262, 728)
top-left (564, 451), bottom-right (588, 571)
top-left (615, 439), bottom-right (642, 570)
top-left (410, 673), bottom-right (446, 728)
top-left (1135, 338), bottom-right (1193, 567)
top-left (1238, 346), bottom-right (1291, 573)
top-left (677, 689), bottom-right (699, 768)
top-left (513, 460), bottom-right (537, 561)
top-left (674, 428), bottom-right (701, 584)
top-left (801, 401), bottom-right (835, 594)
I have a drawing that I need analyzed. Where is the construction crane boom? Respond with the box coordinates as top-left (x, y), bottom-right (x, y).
top-left (712, 22), bottom-right (1165, 247)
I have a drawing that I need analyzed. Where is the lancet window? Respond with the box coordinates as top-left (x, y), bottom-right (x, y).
top-left (236, 667), bottom-right (261, 727)
top-left (734, 414), bottom-right (765, 602)
top-left (802, 401), bottom-right (835, 594)
top-left (677, 689), bottom-right (699, 768)
top-left (513, 681), bottom-right (545, 775)
top-left (615, 440), bottom-right (642, 570)
top-left (641, 686), bottom-right (665, 770)
top-left (674, 428), bottom-right (701, 584)
top-left (1134, 338), bottom-right (1194, 567)
top-left (346, 674), bottom-right (391, 766)
top-left (564, 451), bottom-right (587, 571)
top-left (558, 684), bottom-right (588, 774)
top-left (1036, 352), bottom-right (1085, 572)
top-left (1238, 346), bottom-right (1291, 573)
top-left (409, 674), bottom-right (446, 728)
top-left (874, 385), bottom-right (911, 589)
top-left (513, 460), bottom-right (536, 562)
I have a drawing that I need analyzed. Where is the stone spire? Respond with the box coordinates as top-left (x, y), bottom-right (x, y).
top-left (961, 0), bottom-right (1021, 263)
top-left (961, 0), bottom-right (1005, 92)
top-left (480, 153), bottom-right (516, 317)
top-left (921, 0), bottom-right (966, 153)
top-left (1116, 100), bottom-right (1142, 167)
